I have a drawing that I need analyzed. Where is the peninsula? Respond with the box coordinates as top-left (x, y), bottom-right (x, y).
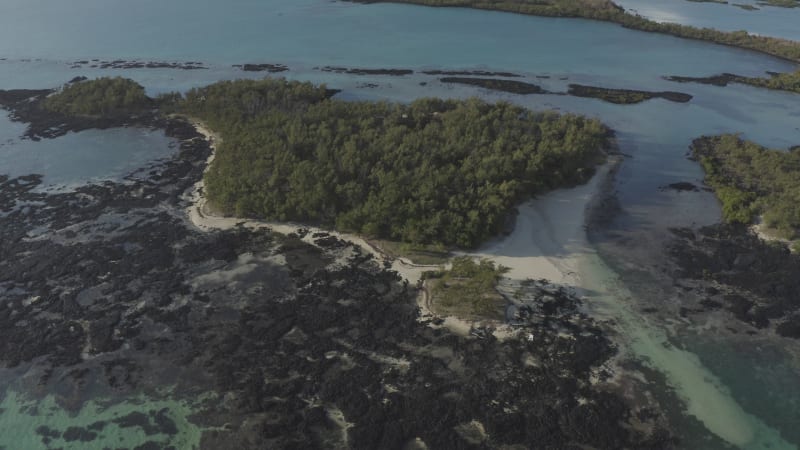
top-left (351, 0), bottom-right (800, 63)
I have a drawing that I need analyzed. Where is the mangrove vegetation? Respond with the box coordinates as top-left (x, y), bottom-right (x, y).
top-left (43, 77), bottom-right (152, 117)
top-left (692, 134), bottom-right (800, 244)
top-left (567, 84), bottom-right (693, 104)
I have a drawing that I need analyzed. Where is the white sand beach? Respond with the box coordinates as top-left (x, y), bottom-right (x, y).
top-left (465, 163), bottom-right (612, 288)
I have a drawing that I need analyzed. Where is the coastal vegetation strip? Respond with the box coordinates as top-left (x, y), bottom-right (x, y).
top-left (670, 224), bottom-right (800, 337)
top-left (567, 84), bottom-right (693, 104)
top-left (667, 70), bottom-right (800, 94)
top-left (691, 134), bottom-right (800, 246)
top-left (437, 77), bottom-right (694, 103)
top-left (350, 0), bottom-right (800, 63)
top-left (438, 76), bottom-right (546, 94)
top-left (170, 78), bottom-right (610, 248)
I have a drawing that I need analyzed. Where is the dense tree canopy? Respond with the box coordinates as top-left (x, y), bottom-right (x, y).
top-left (692, 135), bottom-right (800, 241)
top-left (177, 79), bottom-right (609, 248)
top-left (43, 77), bottom-right (151, 116)
top-left (738, 70), bottom-right (800, 94)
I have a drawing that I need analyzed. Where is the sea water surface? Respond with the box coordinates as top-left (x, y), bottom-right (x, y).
top-left (1, 0), bottom-right (800, 448)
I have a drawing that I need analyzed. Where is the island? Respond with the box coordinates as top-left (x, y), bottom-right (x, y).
top-left (666, 70), bottom-right (800, 95)
top-left (662, 134), bottom-right (800, 338)
top-left (170, 77), bottom-right (611, 248)
top-left (691, 134), bottom-right (800, 247)
top-left (567, 84), bottom-right (693, 104)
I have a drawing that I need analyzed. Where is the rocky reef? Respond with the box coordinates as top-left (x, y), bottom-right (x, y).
top-left (69, 60), bottom-right (207, 70)
top-left (317, 66), bottom-right (414, 76)
top-left (668, 224), bottom-right (800, 338)
top-left (233, 63), bottom-right (289, 73)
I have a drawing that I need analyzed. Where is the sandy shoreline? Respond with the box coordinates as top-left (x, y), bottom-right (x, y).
top-left (465, 162), bottom-right (614, 289)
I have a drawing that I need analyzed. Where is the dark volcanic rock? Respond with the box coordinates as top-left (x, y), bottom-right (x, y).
top-left (661, 182), bottom-right (700, 192)
top-left (70, 60), bottom-right (207, 70)
top-left (777, 316), bottom-right (800, 338)
top-left (422, 69), bottom-right (521, 77)
top-left (665, 73), bottom-right (739, 87)
top-left (669, 223), bottom-right (800, 335)
top-left (62, 426), bottom-right (98, 442)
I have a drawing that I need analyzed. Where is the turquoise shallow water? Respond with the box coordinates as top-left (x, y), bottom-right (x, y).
top-left (0, 389), bottom-right (204, 450)
top-left (1, 0), bottom-right (799, 448)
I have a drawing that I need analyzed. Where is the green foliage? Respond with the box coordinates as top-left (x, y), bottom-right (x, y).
top-left (715, 184), bottom-right (757, 224)
top-left (355, 0), bottom-right (800, 62)
top-left (692, 135), bottom-right (800, 239)
top-left (758, 0), bottom-right (800, 8)
top-left (43, 77), bottom-right (151, 116)
top-left (178, 78), bottom-right (609, 248)
top-left (667, 71), bottom-right (800, 95)
top-left (429, 257), bottom-right (509, 318)
top-left (736, 70), bottom-right (800, 94)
